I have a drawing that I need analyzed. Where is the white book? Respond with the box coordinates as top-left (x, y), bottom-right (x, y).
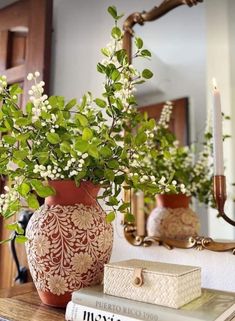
top-left (69, 285), bottom-right (235, 321)
top-left (65, 301), bottom-right (141, 321)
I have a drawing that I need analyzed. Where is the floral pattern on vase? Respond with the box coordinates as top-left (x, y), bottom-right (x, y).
top-left (25, 202), bottom-right (113, 307)
top-left (146, 194), bottom-right (200, 240)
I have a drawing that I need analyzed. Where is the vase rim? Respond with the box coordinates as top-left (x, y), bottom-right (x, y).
top-left (45, 180), bottom-right (100, 206)
top-left (156, 193), bottom-right (190, 208)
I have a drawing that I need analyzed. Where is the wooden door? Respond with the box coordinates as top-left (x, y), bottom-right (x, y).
top-left (0, 0), bottom-right (52, 289)
top-left (139, 97), bottom-right (189, 145)
top-left (133, 98), bottom-right (189, 236)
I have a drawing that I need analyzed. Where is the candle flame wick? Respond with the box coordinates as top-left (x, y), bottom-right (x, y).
top-left (212, 77), bottom-right (217, 90)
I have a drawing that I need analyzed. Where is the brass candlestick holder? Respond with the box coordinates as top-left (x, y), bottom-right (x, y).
top-left (213, 175), bottom-right (235, 226)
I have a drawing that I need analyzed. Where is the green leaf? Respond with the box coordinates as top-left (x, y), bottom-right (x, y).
top-left (6, 223), bottom-right (24, 234)
top-left (111, 27), bottom-right (122, 39)
top-left (125, 213), bottom-right (135, 223)
top-left (0, 127), bottom-right (8, 132)
top-left (97, 63), bottom-right (106, 74)
top-left (27, 194), bottom-right (40, 209)
top-left (75, 171), bottom-right (86, 182)
top-left (135, 37), bottom-right (143, 49)
top-left (65, 98), bottom-right (77, 110)
top-left (106, 211), bottom-right (115, 223)
top-left (118, 203), bottom-right (130, 212)
top-left (104, 169), bottom-right (115, 181)
top-left (15, 117), bottom-right (31, 126)
top-left (101, 48), bottom-right (110, 57)
top-left (17, 133), bottom-right (31, 142)
top-left (88, 144), bottom-right (99, 159)
top-left (100, 146), bottom-right (113, 158)
top-left (107, 196), bottom-right (119, 206)
top-left (60, 141), bottom-right (71, 153)
top-left (77, 114), bottom-right (88, 127)
top-left (48, 96), bottom-right (58, 107)
top-left (107, 159), bottom-right (119, 169)
top-left (30, 179), bottom-right (55, 198)
top-left (111, 69), bottom-right (121, 82)
top-left (164, 151), bottom-right (171, 160)
top-left (94, 98), bottom-right (107, 108)
top-left (115, 49), bottom-right (127, 65)
top-left (46, 132), bottom-right (60, 144)
top-left (26, 102), bottom-right (33, 114)
top-left (36, 152), bottom-right (48, 164)
top-left (4, 118), bottom-right (13, 130)
top-left (107, 6), bottom-right (117, 19)
top-left (148, 118), bottom-right (156, 130)
top-left (114, 174), bottom-right (125, 184)
top-left (6, 223), bottom-right (18, 231)
top-left (82, 128), bottom-right (93, 141)
top-left (135, 132), bottom-right (147, 145)
top-left (75, 139), bottom-right (89, 153)
top-left (142, 69), bottom-right (153, 79)
top-left (13, 150), bottom-right (28, 160)
top-left (141, 49), bottom-right (151, 57)
top-left (18, 182), bottom-right (31, 197)
top-left (3, 135), bottom-right (16, 145)
top-left (15, 235), bottom-right (28, 243)
top-left (9, 84), bottom-right (22, 95)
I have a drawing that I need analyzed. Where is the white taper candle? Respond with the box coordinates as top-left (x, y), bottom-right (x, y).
top-left (212, 78), bottom-right (224, 175)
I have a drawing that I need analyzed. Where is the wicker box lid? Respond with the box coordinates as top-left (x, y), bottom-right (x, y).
top-left (104, 259), bottom-right (201, 309)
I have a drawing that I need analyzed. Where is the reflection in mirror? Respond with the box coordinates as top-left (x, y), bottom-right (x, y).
top-left (123, 0), bottom-right (235, 247)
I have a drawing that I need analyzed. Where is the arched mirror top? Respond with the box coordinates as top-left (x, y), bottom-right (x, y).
top-left (122, 0), bottom-right (203, 61)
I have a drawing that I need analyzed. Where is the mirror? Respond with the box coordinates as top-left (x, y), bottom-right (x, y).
top-left (122, 0), bottom-right (235, 252)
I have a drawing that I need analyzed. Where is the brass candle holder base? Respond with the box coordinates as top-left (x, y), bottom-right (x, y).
top-left (124, 223), bottom-right (235, 254)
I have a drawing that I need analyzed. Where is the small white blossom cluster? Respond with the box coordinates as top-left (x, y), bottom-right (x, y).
top-left (0, 186), bottom-right (19, 213)
top-left (115, 66), bottom-right (138, 113)
top-left (102, 39), bottom-right (122, 67)
top-left (0, 75), bottom-right (7, 94)
top-left (157, 176), bottom-right (188, 195)
top-left (158, 101), bottom-right (173, 129)
top-left (65, 156), bottom-right (85, 178)
top-left (27, 72), bottom-right (52, 122)
top-left (33, 164), bottom-right (64, 180)
top-left (101, 37), bottom-right (138, 114)
top-left (191, 144), bottom-right (213, 194)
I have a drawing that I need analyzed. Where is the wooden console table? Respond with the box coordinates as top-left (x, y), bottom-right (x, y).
top-left (0, 283), bottom-right (65, 321)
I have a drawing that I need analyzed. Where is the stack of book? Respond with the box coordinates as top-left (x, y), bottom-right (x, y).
top-left (65, 284), bottom-right (235, 321)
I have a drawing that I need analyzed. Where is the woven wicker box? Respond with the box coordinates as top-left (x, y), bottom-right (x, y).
top-left (104, 259), bottom-right (201, 309)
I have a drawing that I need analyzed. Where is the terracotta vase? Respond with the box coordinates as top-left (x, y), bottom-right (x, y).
top-left (146, 194), bottom-right (200, 240)
top-left (25, 180), bottom-right (113, 308)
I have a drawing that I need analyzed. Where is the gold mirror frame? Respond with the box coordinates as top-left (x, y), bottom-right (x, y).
top-left (122, 0), bottom-right (235, 254)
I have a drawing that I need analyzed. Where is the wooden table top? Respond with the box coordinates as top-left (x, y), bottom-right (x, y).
top-left (0, 283), bottom-right (65, 321)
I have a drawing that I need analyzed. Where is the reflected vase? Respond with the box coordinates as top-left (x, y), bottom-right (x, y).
top-left (25, 180), bottom-right (113, 308)
top-left (146, 194), bottom-right (200, 240)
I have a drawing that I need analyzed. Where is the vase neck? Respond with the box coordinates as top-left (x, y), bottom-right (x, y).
top-left (45, 180), bottom-right (100, 206)
top-left (156, 194), bottom-right (190, 208)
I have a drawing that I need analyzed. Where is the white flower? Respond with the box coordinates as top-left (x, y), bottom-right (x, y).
top-left (34, 71), bottom-right (40, 77)
top-left (27, 73), bottom-right (33, 81)
top-left (158, 176), bottom-right (166, 184)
